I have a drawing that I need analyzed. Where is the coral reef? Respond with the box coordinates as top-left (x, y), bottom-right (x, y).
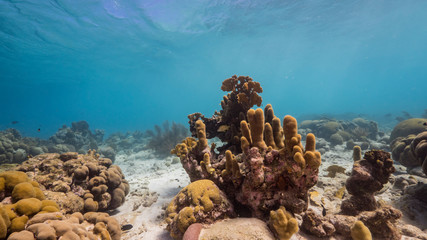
top-left (49, 121), bottom-right (103, 155)
top-left (0, 129), bottom-right (48, 165)
top-left (165, 179), bottom-right (234, 240)
top-left (299, 118), bottom-right (380, 147)
top-left (15, 151), bottom-right (129, 212)
top-left (170, 77), bottom-right (320, 233)
top-left (0, 121), bottom-right (115, 165)
top-left (167, 77), bottom-right (326, 240)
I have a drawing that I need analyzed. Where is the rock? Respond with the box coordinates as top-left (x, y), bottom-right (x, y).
top-left (199, 218), bottom-right (276, 240)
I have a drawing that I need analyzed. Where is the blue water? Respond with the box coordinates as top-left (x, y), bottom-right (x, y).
top-left (1, 0), bottom-right (427, 138)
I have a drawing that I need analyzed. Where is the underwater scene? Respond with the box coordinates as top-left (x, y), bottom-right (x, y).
top-left (1, 0), bottom-right (427, 239)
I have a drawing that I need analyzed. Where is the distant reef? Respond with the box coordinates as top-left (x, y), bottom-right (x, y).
top-left (0, 120), bottom-right (189, 165)
top-left (0, 121), bottom-right (109, 165)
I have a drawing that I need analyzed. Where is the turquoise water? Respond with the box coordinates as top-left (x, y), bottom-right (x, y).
top-left (1, 0), bottom-right (427, 138)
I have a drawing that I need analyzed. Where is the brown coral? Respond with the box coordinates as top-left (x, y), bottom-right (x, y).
top-left (165, 179), bottom-right (234, 240)
top-left (341, 150), bottom-right (395, 215)
top-left (15, 151), bottom-right (129, 212)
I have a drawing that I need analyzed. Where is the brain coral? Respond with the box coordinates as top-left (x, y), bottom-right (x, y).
top-left (11, 211), bottom-right (121, 240)
top-left (412, 131), bottom-right (427, 174)
top-left (0, 168), bottom-right (122, 240)
top-left (0, 171), bottom-right (62, 238)
top-left (389, 118), bottom-right (427, 144)
top-left (165, 179), bottom-right (234, 240)
top-left (391, 130), bottom-right (427, 175)
top-left (15, 151), bottom-right (129, 212)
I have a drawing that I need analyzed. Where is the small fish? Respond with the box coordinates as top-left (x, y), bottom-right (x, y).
top-left (11, 121), bottom-right (19, 124)
top-left (121, 224), bottom-right (133, 231)
top-left (423, 122), bottom-right (427, 126)
top-left (37, 128), bottom-right (41, 132)
top-left (321, 203), bottom-right (326, 216)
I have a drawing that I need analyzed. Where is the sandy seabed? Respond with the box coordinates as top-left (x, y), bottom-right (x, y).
top-left (113, 150), bottom-right (189, 240)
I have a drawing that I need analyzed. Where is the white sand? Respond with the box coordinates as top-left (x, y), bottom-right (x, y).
top-left (113, 150), bottom-right (190, 240)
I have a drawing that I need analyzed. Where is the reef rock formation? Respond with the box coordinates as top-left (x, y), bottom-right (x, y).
top-left (301, 149), bottom-right (402, 240)
top-left (341, 150), bottom-right (395, 215)
top-left (172, 76), bottom-right (321, 219)
top-left (15, 151), bottom-right (129, 213)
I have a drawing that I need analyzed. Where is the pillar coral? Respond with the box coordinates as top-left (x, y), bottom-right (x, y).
top-left (172, 100), bottom-right (321, 218)
top-left (187, 75), bottom-right (263, 153)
